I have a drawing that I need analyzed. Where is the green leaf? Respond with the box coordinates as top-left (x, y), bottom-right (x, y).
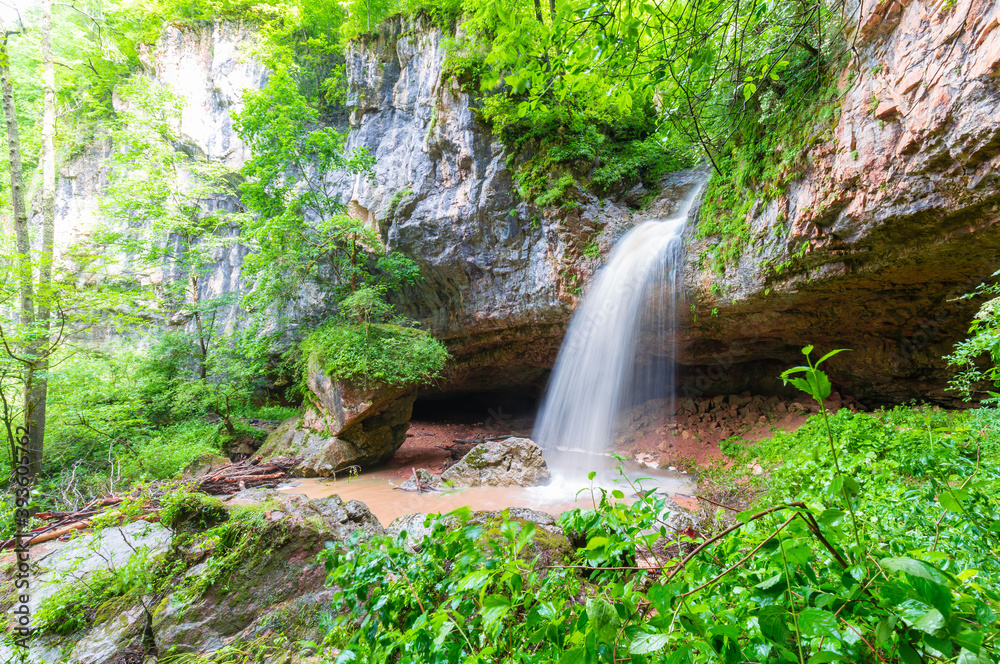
top-left (482, 594), bottom-right (511, 626)
top-left (939, 491), bottom-right (964, 513)
top-left (880, 558), bottom-right (950, 587)
top-left (808, 652), bottom-right (846, 663)
top-left (612, 489), bottom-right (625, 499)
top-left (756, 574), bottom-right (783, 590)
top-left (758, 606), bottom-right (790, 643)
top-left (817, 348), bottom-right (850, 365)
top-left (433, 621), bottom-right (455, 647)
top-left (874, 617), bottom-right (896, 646)
top-left (958, 648), bottom-right (993, 664)
top-left (912, 608), bottom-right (945, 634)
top-left (647, 584), bottom-right (675, 615)
top-left (586, 598), bottom-right (620, 633)
top-left (456, 569), bottom-right (492, 591)
top-left (559, 646), bottom-right (586, 664)
top-left (799, 608), bottom-right (841, 640)
top-left (900, 642), bottom-right (922, 664)
top-left (843, 477), bottom-right (860, 496)
top-left (630, 632), bottom-right (670, 654)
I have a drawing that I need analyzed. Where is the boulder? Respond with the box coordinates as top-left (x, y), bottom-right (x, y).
top-left (152, 494), bottom-right (384, 656)
top-left (0, 520), bottom-right (173, 664)
top-left (259, 364), bottom-right (417, 475)
top-left (0, 494), bottom-right (384, 663)
top-left (441, 437), bottom-right (551, 487)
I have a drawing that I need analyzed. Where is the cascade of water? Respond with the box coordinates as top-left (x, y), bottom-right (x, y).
top-left (533, 180), bottom-right (704, 471)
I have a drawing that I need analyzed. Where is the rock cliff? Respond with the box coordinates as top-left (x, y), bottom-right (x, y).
top-left (681, 0), bottom-right (1000, 404)
top-left (51, 3), bottom-right (1000, 405)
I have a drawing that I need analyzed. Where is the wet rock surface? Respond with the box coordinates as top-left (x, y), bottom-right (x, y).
top-left (613, 393), bottom-right (860, 468)
top-left (399, 467), bottom-right (443, 492)
top-left (441, 437), bottom-right (551, 487)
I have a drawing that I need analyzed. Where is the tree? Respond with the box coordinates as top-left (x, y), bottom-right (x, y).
top-left (0, 12), bottom-right (58, 481)
top-left (232, 66), bottom-right (419, 329)
top-left (96, 75), bottom-right (244, 381)
top-left (455, 0), bottom-right (846, 173)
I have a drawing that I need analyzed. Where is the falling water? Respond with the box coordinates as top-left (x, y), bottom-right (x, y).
top-left (533, 180), bottom-right (704, 470)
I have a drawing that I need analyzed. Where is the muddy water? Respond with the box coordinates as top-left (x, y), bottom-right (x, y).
top-left (276, 450), bottom-right (692, 526)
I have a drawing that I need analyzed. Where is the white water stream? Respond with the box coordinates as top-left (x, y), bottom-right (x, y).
top-left (534, 181), bottom-right (703, 473)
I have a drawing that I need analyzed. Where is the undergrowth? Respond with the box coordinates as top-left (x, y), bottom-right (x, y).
top-left (696, 60), bottom-right (849, 275)
top-left (323, 349), bottom-right (1000, 663)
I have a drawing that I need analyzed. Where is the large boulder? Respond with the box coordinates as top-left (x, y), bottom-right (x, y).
top-left (153, 493), bottom-right (384, 655)
top-left (260, 363), bottom-right (417, 475)
top-left (441, 437), bottom-right (551, 487)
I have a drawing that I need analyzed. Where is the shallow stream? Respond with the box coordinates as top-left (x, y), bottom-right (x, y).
top-left (273, 449), bottom-right (692, 525)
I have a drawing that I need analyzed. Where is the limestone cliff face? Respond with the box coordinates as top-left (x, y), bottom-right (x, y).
top-left (51, 23), bottom-right (264, 332)
top-left (52, 6), bottom-right (1000, 404)
top-left (681, 0), bottom-right (1000, 404)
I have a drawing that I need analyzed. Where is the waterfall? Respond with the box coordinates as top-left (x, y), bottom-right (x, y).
top-left (533, 180), bottom-right (703, 469)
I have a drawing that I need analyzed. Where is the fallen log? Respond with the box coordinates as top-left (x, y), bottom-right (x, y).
top-left (0, 520), bottom-right (91, 552)
top-left (195, 457), bottom-right (302, 495)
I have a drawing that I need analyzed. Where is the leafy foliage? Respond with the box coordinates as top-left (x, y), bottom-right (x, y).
top-left (323, 352), bottom-right (1000, 663)
top-left (300, 321), bottom-right (448, 389)
top-left (232, 67), bottom-right (420, 324)
top-left (947, 278), bottom-right (1000, 401)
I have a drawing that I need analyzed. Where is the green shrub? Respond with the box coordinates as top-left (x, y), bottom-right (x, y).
top-left (300, 322), bottom-right (449, 389)
top-left (121, 421), bottom-right (224, 480)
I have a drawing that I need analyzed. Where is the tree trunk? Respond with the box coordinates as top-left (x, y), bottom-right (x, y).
top-left (0, 24), bottom-right (40, 479)
top-left (29, 0), bottom-right (58, 480)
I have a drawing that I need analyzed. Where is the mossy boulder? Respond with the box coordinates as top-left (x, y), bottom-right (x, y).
top-left (153, 493), bottom-right (384, 655)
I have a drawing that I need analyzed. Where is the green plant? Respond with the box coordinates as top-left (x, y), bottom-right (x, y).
top-left (160, 490), bottom-right (229, 532)
top-left (584, 240), bottom-right (601, 259)
top-left (300, 321), bottom-right (448, 389)
top-left (947, 275), bottom-right (1000, 400)
top-left (324, 353), bottom-right (1000, 664)
top-left (780, 346), bottom-right (863, 554)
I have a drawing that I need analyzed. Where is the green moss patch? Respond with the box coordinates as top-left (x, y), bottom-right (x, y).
top-left (300, 322), bottom-right (449, 389)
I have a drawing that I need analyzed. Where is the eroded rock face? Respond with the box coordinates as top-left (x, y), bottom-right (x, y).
top-left (260, 369), bottom-right (417, 475)
top-left (675, 0), bottom-right (1000, 405)
top-left (441, 437), bottom-right (551, 487)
